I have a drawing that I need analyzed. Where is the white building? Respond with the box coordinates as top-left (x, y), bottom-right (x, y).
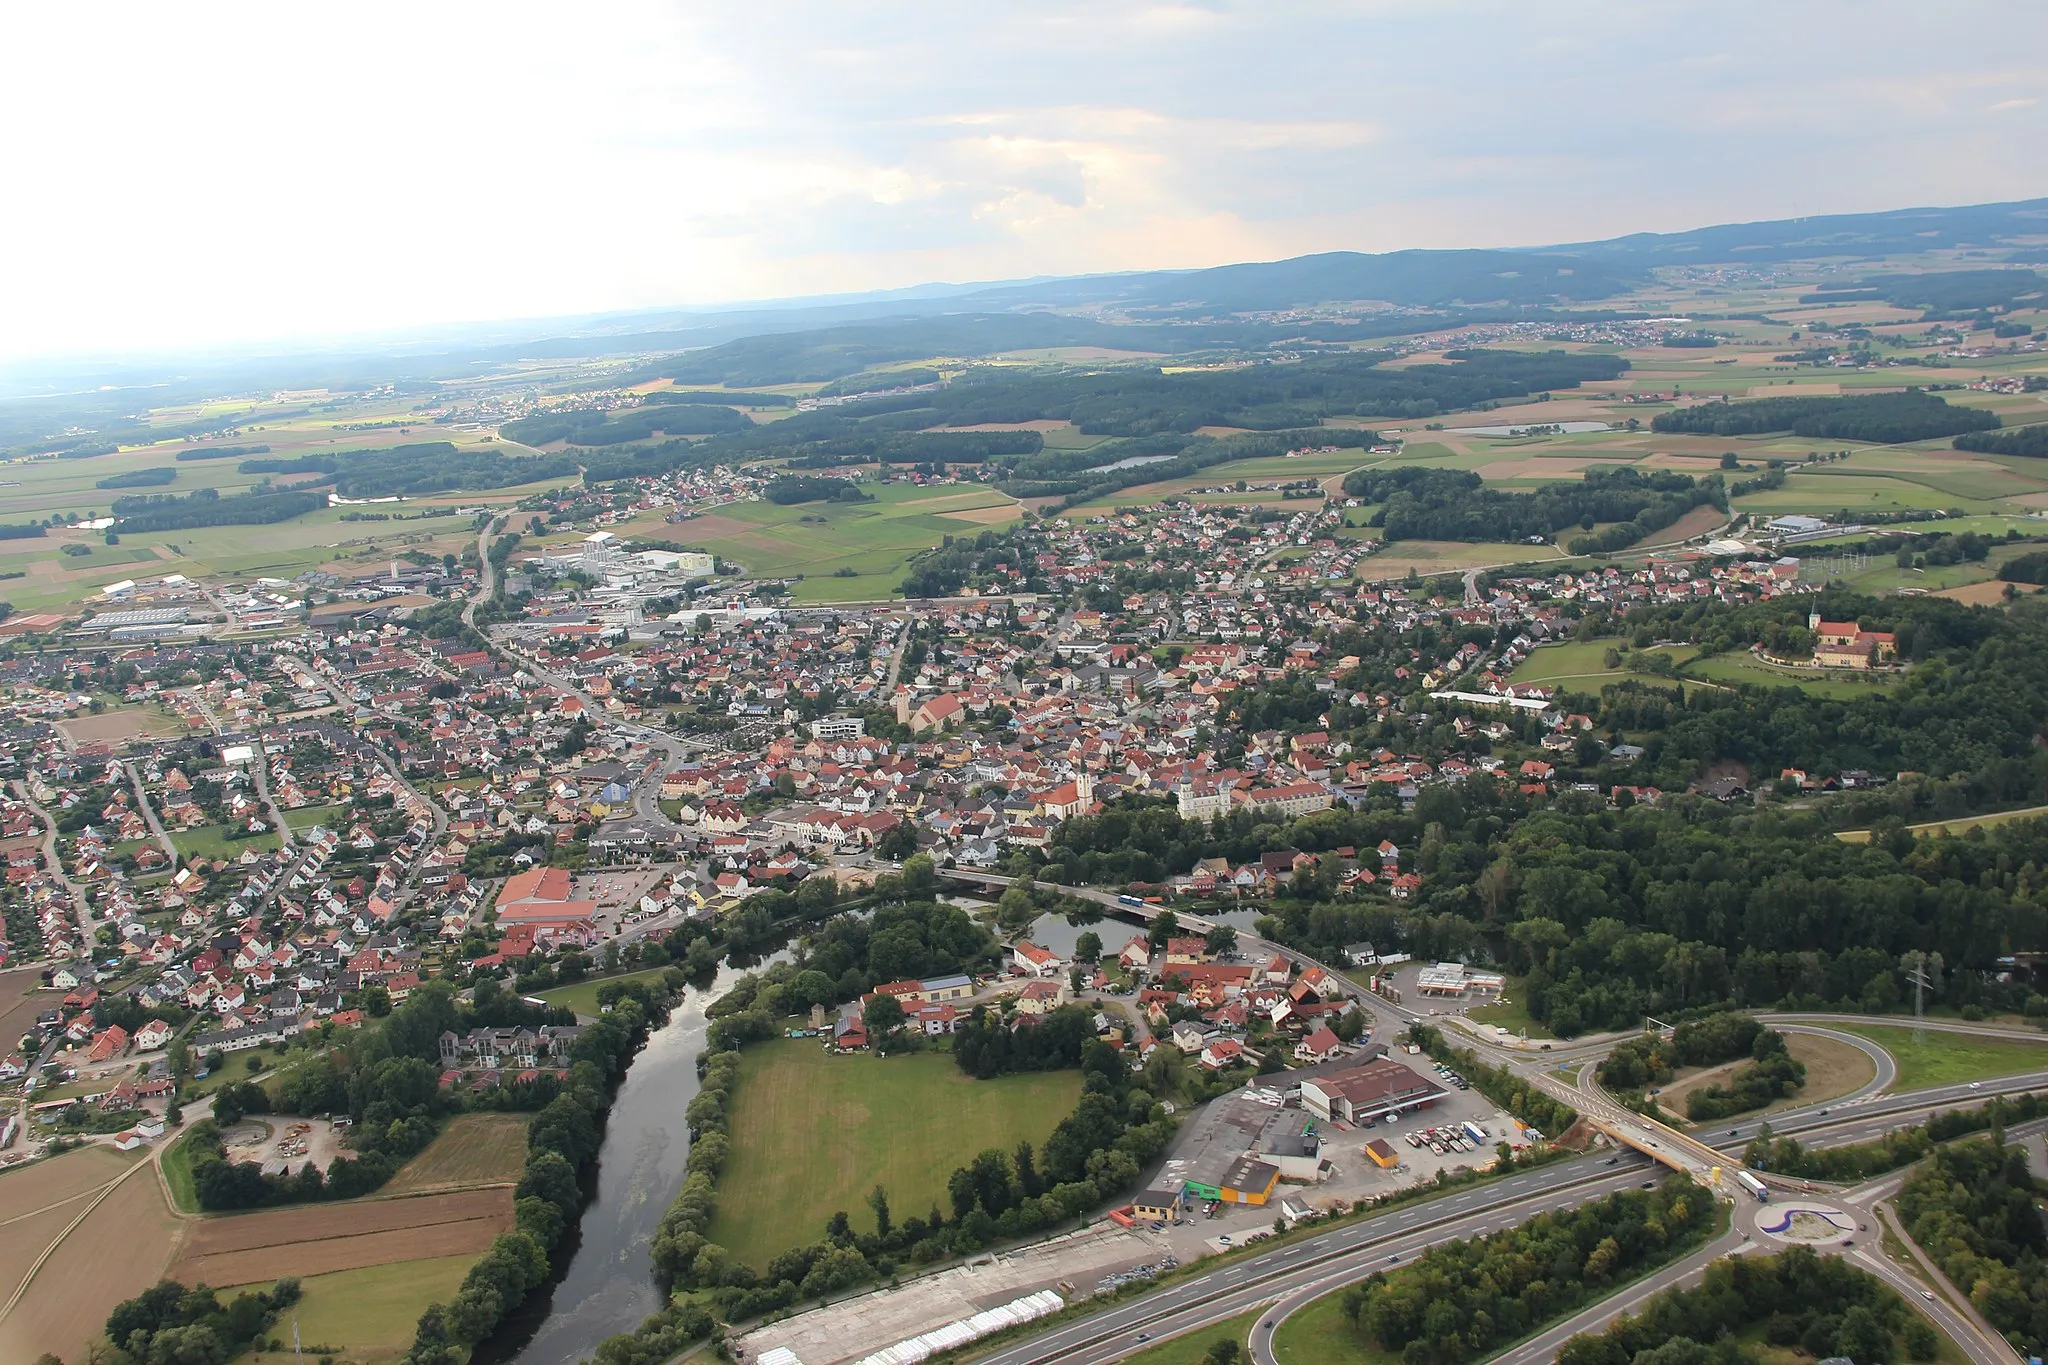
top-left (582, 531), bottom-right (618, 574)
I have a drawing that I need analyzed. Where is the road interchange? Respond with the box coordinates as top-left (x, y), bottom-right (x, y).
top-left (926, 869), bottom-right (2048, 1364)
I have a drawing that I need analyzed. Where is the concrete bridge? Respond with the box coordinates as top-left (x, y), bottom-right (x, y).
top-left (937, 867), bottom-right (1224, 934)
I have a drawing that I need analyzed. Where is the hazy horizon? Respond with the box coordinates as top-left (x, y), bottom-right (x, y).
top-left (4, 0), bottom-right (2046, 361)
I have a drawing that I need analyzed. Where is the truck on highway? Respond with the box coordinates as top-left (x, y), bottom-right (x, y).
top-left (1736, 1169), bottom-right (1769, 1202)
top-left (1118, 894), bottom-right (1145, 907)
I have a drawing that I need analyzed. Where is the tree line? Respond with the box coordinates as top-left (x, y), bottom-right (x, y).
top-left (1651, 389), bottom-right (1998, 442)
top-left (1746, 1090), bottom-right (2048, 1181)
top-left (1958, 423), bottom-right (2048, 459)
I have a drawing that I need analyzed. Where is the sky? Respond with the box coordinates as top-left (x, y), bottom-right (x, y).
top-left (3, 0), bottom-right (2046, 359)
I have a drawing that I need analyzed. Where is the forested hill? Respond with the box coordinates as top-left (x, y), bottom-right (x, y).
top-left (504, 349), bottom-right (1630, 508)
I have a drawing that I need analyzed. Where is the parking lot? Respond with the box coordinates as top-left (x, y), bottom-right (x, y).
top-left (1142, 1055), bottom-right (1546, 1262)
top-left (572, 867), bottom-right (670, 933)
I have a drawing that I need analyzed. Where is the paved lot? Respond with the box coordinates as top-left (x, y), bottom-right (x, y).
top-left (739, 1223), bottom-right (1162, 1365)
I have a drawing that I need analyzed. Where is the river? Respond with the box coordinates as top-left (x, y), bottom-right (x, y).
top-left (488, 958), bottom-right (778, 1365)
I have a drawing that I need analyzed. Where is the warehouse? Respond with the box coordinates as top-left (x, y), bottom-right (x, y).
top-left (1300, 1056), bottom-right (1447, 1125)
top-left (1184, 1155), bottom-right (1280, 1207)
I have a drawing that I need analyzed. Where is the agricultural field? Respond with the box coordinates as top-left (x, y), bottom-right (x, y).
top-left (1837, 802), bottom-right (2048, 844)
top-left (707, 1039), bottom-right (1083, 1269)
top-left (218, 1254), bottom-right (477, 1365)
top-left (1355, 540), bottom-right (1564, 581)
top-left (669, 482), bottom-right (1022, 602)
top-left (166, 1185), bottom-right (514, 1286)
top-left (378, 1113), bottom-right (532, 1197)
top-left (0, 1150), bottom-right (177, 1365)
top-left (0, 965), bottom-right (54, 1059)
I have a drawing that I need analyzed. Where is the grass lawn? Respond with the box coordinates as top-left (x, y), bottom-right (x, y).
top-left (162, 1123), bottom-right (203, 1215)
top-left (1677, 651), bottom-right (1901, 700)
top-left (282, 801), bottom-right (353, 834)
top-left (1272, 1283), bottom-right (1392, 1365)
top-left (1122, 1306), bottom-right (1272, 1365)
top-left (1830, 1021), bottom-right (2048, 1091)
top-left (708, 1038), bottom-right (1082, 1269)
top-left (1509, 640), bottom-right (1697, 691)
top-left (1464, 979), bottom-right (1555, 1040)
top-left (536, 966), bottom-right (675, 1018)
top-left (223, 1253), bottom-right (479, 1365)
top-left (172, 823), bottom-right (282, 861)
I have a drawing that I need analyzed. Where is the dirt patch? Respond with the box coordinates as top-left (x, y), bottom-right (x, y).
top-left (1934, 579), bottom-right (2040, 605)
top-left (0, 1165), bottom-right (180, 1365)
top-left (174, 1216), bottom-right (507, 1286)
top-left (56, 707), bottom-right (178, 746)
top-left (674, 512), bottom-right (755, 542)
top-left (167, 1188), bottom-right (513, 1286)
top-left (1473, 455), bottom-right (1635, 480)
top-left (938, 503), bottom-right (1023, 525)
top-left (1656, 1032), bottom-right (1877, 1121)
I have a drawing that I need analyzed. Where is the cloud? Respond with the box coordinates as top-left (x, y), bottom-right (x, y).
top-left (1, 0), bottom-right (2046, 357)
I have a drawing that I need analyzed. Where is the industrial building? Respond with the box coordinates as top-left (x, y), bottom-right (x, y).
top-left (1300, 1056), bottom-right (1447, 1125)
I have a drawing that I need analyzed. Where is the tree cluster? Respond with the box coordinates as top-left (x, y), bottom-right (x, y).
top-left (1340, 1177), bottom-right (1714, 1365)
top-left (1342, 465), bottom-right (1721, 552)
top-left (1556, 1245), bottom-right (1939, 1365)
top-left (1896, 1136), bottom-right (2048, 1354)
top-left (98, 1277), bottom-right (303, 1365)
top-left (1594, 1012), bottom-right (1772, 1090)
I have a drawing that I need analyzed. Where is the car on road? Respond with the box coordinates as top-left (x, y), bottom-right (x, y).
top-left (1134, 1333), bottom-right (1151, 1343)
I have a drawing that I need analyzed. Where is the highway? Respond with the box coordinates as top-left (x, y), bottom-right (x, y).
top-left (924, 867), bottom-right (2048, 1364)
top-left (975, 1153), bottom-right (1659, 1365)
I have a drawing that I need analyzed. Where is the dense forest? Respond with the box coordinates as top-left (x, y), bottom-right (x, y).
top-left (762, 474), bottom-right (873, 505)
top-left (1957, 422), bottom-right (2048, 458)
top-left (1342, 465), bottom-right (1720, 550)
top-left (175, 443), bottom-right (269, 460)
top-left (110, 486), bottom-right (330, 532)
top-left (1651, 389), bottom-right (1999, 442)
top-left (95, 466), bottom-right (177, 489)
top-left (500, 401), bottom-right (753, 446)
top-left (238, 442), bottom-right (579, 497)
